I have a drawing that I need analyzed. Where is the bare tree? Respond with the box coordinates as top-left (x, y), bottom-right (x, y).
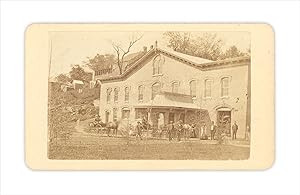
top-left (112, 34), bottom-right (143, 75)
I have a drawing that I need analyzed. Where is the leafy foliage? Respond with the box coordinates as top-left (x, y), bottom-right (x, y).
top-left (48, 86), bottom-right (100, 146)
top-left (56, 73), bottom-right (72, 83)
top-left (164, 32), bottom-right (248, 60)
top-left (69, 65), bottom-right (92, 82)
top-left (219, 45), bottom-right (248, 60)
top-left (84, 53), bottom-right (115, 71)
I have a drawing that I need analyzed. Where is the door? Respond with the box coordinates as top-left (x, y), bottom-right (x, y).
top-left (169, 112), bottom-right (175, 123)
top-left (122, 109), bottom-right (130, 119)
top-left (179, 113), bottom-right (185, 123)
top-left (217, 110), bottom-right (231, 135)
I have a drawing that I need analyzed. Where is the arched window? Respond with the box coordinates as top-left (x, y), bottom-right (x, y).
top-left (204, 79), bottom-right (212, 98)
top-left (124, 87), bottom-right (129, 102)
top-left (171, 81), bottom-right (179, 93)
top-left (221, 77), bottom-right (229, 97)
top-left (153, 55), bottom-right (164, 75)
top-left (189, 80), bottom-right (196, 98)
top-left (152, 82), bottom-right (161, 99)
top-left (114, 88), bottom-right (119, 102)
top-left (106, 88), bottom-right (112, 103)
top-left (138, 85), bottom-right (144, 101)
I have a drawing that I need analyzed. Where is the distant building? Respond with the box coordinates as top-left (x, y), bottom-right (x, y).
top-left (72, 80), bottom-right (84, 93)
top-left (95, 45), bottom-right (250, 139)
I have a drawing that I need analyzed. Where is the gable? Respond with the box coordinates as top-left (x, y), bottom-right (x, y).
top-left (98, 48), bottom-right (250, 83)
top-left (100, 50), bottom-right (204, 84)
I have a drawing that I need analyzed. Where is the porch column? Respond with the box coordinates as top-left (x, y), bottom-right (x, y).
top-left (147, 108), bottom-right (151, 139)
top-left (147, 108), bottom-right (151, 125)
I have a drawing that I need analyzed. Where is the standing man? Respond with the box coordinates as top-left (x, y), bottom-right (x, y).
top-left (136, 121), bottom-right (143, 140)
top-left (177, 120), bottom-right (183, 142)
top-left (168, 121), bottom-right (174, 141)
top-left (201, 123), bottom-right (207, 140)
top-left (210, 121), bottom-right (216, 140)
top-left (232, 121), bottom-right (239, 140)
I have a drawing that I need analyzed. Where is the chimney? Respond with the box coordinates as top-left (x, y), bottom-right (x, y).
top-left (155, 40), bottom-right (158, 48)
top-left (143, 46), bottom-right (147, 52)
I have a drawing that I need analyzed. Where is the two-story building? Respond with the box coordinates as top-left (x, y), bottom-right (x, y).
top-left (96, 45), bottom-right (250, 139)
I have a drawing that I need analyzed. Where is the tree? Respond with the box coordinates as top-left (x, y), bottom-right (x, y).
top-left (164, 32), bottom-right (224, 60)
top-left (219, 45), bottom-right (247, 59)
top-left (83, 53), bottom-right (115, 71)
top-left (163, 32), bottom-right (191, 52)
top-left (112, 34), bottom-right (143, 75)
top-left (69, 65), bottom-right (92, 82)
top-left (56, 73), bottom-right (71, 83)
top-left (190, 33), bottom-right (224, 60)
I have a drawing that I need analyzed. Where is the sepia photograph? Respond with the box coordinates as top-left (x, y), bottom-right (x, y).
top-left (47, 30), bottom-right (251, 160)
top-left (3, 0), bottom-right (300, 194)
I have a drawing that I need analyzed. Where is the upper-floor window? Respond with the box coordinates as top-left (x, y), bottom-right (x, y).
top-left (124, 87), bottom-right (130, 102)
top-left (171, 81), bottom-right (179, 93)
top-left (204, 79), bottom-right (212, 98)
top-left (152, 82), bottom-right (161, 99)
top-left (221, 77), bottom-right (229, 97)
top-left (189, 80), bottom-right (196, 98)
top-left (138, 85), bottom-right (144, 101)
top-left (153, 54), bottom-right (164, 75)
top-left (106, 88), bottom-right (112, 103)
top-left (114, 88), bottom-right (119, 102)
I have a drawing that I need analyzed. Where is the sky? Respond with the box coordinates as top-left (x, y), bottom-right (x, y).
top-left (49, 31), bottom-right (250, 77)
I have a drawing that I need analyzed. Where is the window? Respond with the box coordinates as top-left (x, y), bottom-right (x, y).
top-left (204, 79), bottom-right (212, 98)
top-left (221, 77), bottom-right (229, 97)
top-left (189, 80), bottom-right (196, 98)
top-left (114, 88), bottom-right (119, 102)
top-left (106, 88), bottom-right (112, 103)
top-left (124, 87), bottom-right (129, 102)
top-left (138, 85), bottom-right (144, 101)
top-left (171, 81), bottom-right (179, 93)
top-left (152, 82), bottom-right (161, 99)
top-left (113, 108), bottom-right (118, 121)
top-left (122, 108), bottom-right (130, 119)
top-left (153, 55), bottom-right (164, 75)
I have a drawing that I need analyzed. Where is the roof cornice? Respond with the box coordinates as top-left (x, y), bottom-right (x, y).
top-left (98, 48), bottom-right (250, 82)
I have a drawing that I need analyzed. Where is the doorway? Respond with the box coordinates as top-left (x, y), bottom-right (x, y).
top-left (122, 108), bottom-right (130, 119)
top-left (169, 112), bottom-right (175, 123)
top-left (179, 113), bottom-right (185, 123)
top-left (217, 110), bottom-right (231, 135)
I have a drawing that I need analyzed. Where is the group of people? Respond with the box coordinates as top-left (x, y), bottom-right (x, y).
top-left (92, 115), bottom-right (241, 141)
top-left (208, 120), bottom-right (239, 140)
top-left (166, 120), bottom-right (240, 141)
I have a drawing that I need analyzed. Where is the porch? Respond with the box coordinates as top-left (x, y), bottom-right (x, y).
top-left (134, 92), bottom-right (208, 128)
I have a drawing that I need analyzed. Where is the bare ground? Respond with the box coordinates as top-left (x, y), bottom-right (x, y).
top-left (48, 135), bottom-right (250, 160)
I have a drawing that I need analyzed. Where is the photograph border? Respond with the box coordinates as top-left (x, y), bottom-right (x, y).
top-left (25, 23), bottom-right (274, 170)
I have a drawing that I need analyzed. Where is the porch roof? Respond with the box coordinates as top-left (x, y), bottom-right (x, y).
top-left (134, 92), bottom-right (203, 110)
